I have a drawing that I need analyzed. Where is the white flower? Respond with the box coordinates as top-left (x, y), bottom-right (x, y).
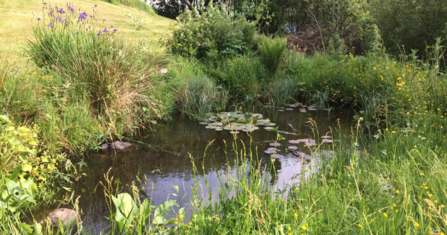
top-left (373, 135), bottom-right (379, 139)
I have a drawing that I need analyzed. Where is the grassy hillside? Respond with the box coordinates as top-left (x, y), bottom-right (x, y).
top-left (0, 0), bottom-right (175, 58)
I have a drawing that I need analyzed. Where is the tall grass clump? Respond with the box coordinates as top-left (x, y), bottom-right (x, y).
top-left (259, 36), bottom-right (287, 77)
top-left (177, 70), bottom-right (228, 119)
top-left (28, 3), bottom-right (167, 135)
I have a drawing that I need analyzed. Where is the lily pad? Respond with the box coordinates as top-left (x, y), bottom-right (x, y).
top-left (264, 149), bottom-right (278, 154)
top-left (264, 127), bottom-right (274, 130)
top-left (299, 109), bottom-right (307, 113)
top-left (199, 122), bottom-right (208, 125)
top-left (321, 136), bottom-right (331, 139)
top-left (271, 154), bottom-right (285, 159)
top-left (288, 146), bottom-right (298, 150)
top-left (289, 139), bottom-right (317, 146)
top-left (263, 123), bottom-right (277, 127)
top-left (269, 143), bottom-right (281, 147)
top-left (322, 139), bottom-right (333, 143)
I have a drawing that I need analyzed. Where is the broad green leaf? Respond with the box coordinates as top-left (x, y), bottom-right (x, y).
top-left (8, 165), bottom-right (22, 181)
top-left (152, 216), bottom-right (167, 225)
top-left (20, 222), bottom-right (33, 234)
top-left (32, 222), bottom-right (43, 235)
top-left (6, 136), bottom-right (21, 146)
top-left (153, 200), bottom-right (177, 222)
top-left (22, 163), bottom-right (32, 172)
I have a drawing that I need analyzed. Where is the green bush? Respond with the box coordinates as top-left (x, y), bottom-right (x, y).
top-left (259, 36), bottom-right (287, 77)
top-left (166, 2), bottom-right (257, 60)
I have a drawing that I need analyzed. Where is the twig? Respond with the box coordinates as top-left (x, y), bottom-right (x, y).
top-left (307, 7), bottom-right (325, 51)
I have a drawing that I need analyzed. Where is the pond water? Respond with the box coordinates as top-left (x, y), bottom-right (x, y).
top-left (39, 104), bottom-right (353, 231)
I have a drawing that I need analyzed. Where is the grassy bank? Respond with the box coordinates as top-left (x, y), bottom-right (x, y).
top-left (0, 0), bottom-right (173, 58)
top-left (1, 1), bottom-right (447, 234)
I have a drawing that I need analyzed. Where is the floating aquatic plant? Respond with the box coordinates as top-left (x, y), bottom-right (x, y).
top-left (199, 111), bottom-right (277, 133)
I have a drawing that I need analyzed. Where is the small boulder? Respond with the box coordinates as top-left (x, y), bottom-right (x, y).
top-left (40, 208), bottom-right (80, 229)
top-left (101, 141), bottom-right (131, 150)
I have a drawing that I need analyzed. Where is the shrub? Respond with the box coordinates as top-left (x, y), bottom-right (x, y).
top-left (166, 2), bottom-right (257, 60)
top-left (259, 36), bottom-right (287, 77)
top-left (27, 3), bottom-right (167, 135)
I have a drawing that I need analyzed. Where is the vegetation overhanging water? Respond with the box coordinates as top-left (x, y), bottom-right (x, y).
top-left (1, 0), bottom-right (447, 234)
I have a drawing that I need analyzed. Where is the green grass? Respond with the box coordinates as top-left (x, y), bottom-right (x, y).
top-left (1, 1), bottom-right (447, 233)
top-left (101, 0), bottom-right (156, 15)
top-left (0, 0), bottom-right (174, 59)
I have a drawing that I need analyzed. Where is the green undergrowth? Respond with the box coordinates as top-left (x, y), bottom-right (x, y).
top-left (56, 119), bottom-right (447, 234)
top-left (1, 0), bottom-right (447, 233)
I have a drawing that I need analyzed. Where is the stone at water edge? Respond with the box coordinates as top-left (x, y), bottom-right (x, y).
top-left (101, 141), bottom-right (131, 150)
top-left (40, 208), bottom-right (80, 229)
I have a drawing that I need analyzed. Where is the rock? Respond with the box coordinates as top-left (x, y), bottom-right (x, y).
top-left (40, 208), bottom-right (80, 229)
top-left (101, 141), bottom-right (131, 150)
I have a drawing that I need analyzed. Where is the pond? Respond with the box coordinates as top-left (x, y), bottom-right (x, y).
top-left (39, 104), bottom-right (353, 231)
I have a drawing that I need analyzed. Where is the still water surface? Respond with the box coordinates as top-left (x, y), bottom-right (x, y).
top-left (56, 106), bottom-right (353, 230)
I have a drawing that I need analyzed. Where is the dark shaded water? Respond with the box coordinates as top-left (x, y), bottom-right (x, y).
top-left (39, 105), bottom-right (353, 231)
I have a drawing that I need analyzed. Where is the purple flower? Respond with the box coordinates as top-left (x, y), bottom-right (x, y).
top-left (37, 18), bottom-right (41, 21)
top-left (103, 19), bottom-right (106, 21)
top-left (95, 4), bottom-right (97, 7)
top-left (79, 12), bottom-right (87, 21)
top-left (48, 23), bottom-right (54, 28)
top-left (113, 29), bottom-right (117, 32)
top-left (97, 30), bottom-right (101, 36)
top-left (103, 28), bottom-right (108, 33)
top-left (58, 8), bottom-right (65, 14)
top-left (111, 25), bottom-right (114, 28)
top-left (44, 2), bottom-right (47, 5)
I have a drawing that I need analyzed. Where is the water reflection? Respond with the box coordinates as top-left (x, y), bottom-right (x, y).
top-left (68, 106), bottom-right (352, 231)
